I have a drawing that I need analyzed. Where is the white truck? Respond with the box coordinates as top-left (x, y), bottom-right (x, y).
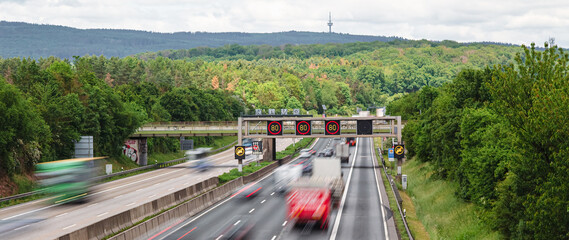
top-left (273, 165), bottom-right (303, 193)
top-left (335, 143), bottom-right (350, 163)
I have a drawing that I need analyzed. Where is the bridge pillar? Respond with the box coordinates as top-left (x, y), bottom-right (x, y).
top-left (262, 138), bottom-right (275, 162)
top-left (138, 137), bottom-right (148, 166)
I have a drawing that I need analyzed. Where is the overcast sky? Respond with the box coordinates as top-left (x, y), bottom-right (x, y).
top-left (1, 0), bottom-right (568, 47)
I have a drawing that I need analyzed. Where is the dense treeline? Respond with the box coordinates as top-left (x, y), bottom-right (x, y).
top-left (0, 57), bottom-right (246, 177)
top-left (0, 40), bottom-right (520, 182)
top-left (388, 43), bottom-right (569, 239)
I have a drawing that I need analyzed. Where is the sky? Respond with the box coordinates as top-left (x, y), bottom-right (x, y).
top-left (1, 0), bottom-right (569, 47)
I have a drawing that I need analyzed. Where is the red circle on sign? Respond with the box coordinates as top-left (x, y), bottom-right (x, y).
top-left (325, 121), bottom-right (340, 135)
top-left (268, 121), bottom-right (282, 135)
top-left (253, 144), bottom-right (259, 151)
top-left (296, 121), bottom-right (310, 135)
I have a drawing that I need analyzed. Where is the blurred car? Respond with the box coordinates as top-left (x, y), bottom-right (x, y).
top-left (318, 148), bottom-right (334, 157)
top-left (233, 182), bottom-right (264, 199)
top-left (212, 215), bottom-right (256, 240)
top-left (301, 160), bottom-right (313, 175)
top-left (346, 137), bottom-right (356, 146)
top-left (299, 149), bottom-right (316, 158)
top-left (193, 159), bottom-right (212, 172)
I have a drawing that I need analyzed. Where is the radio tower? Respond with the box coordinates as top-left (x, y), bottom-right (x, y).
top-left (328, 12), bottom-right (333, 33)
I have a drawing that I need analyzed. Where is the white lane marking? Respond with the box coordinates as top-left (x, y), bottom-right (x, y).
top-left (249, 208), bottom-right (255, 213)
top-left (62, 224), bottom-right (76, 230)
top-left (126, 202), bottom-right (136, 207)
top-left (148, 194), bottom-right (156, 198)
top-left (55, 212), bottom-right (68, 218)
top-left (113, 195), bottom-right (123, 199)
top-left (330, 137), bottom-right (359, 240)
top-left (197, 177), bottom-right (202, 180)
top-left (234, 220), bottom-right (241, 226)
top-left (97, 212), bottom-right (108, 217)
top-left (88, 203), bottom-right (98, 207)
top-left (94, 168), bottom-right (184, 195)
top-left (153, 183), bottom-right (161, 186)
top-left (371, 138), bottom-right (390, 240)
top-left (168, 188), bottom-right (175, 191)
top-left (271, 192), bottom-right (275, 196)
top-left (282, 221), bottom-right (287, 226)
top-left (271, 236), bottom-right (277, 240)
top-left (215, 235), bottom-right (224, 240)
top-left (161, 170), bottom-right (278, 240)
top-left (136, 188), bottom-right (144, 192)
top-left (14, 224), bottom-right (30, 231)
top-left (261, 199), bottom-right (266, 204)
top-left (2, 204), bottom-right (55, 221)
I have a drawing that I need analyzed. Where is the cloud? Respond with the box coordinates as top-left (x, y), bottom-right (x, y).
top-left (0, 0), bottom-right (568, 47)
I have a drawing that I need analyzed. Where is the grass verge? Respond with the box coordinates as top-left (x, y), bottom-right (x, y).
top-left (275, 138), bottom-right (315, 159)
top-left (403, 158), bottom-right (502, 240)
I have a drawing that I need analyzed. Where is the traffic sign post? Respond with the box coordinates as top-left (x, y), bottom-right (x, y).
top-left (235, 146), bottom-right (246, 160)
top-left (394, 144), bottom-right (405, 182)
top-left (252, 141), bottom-right (262, 155)
top-left (388, 148), bottom-right (395, 162)
top-left (325, 120), bottom-right (340, 135)
top-left (267, 121), bottom-right (283, 135)
top-left (296, 120), bottom-right (311, 135)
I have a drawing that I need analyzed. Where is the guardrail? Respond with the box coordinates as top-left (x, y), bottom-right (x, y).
top-left (379, 147), bottom-right (413, 240)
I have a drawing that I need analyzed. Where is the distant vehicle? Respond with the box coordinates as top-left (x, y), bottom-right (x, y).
top-left (185, 148), bottom-right (212, 171)
top-left (336, 143), bottom-right (350, 163)
top-left (301, 160), bottom-right (313, 175)
top-left (36, 157), bottom-right (105, 204)
top-left (346, 137), bottom-right (356, 146)
top-left (299, 149), bottom-right (315, 158)
top-left (273, 165), bottom-right (302, 193)
top-left (318, 148), bottom-right (334, 157)
top-left (286, 157), bottom-right (345, 229)
top-left (243, 138), bottom-right (253, 147)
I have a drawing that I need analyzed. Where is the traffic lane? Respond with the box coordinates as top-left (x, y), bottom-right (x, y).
top-left (335, 138), bottom-right (387, 240)
top-left (159, 138), bottom-right (330, 240)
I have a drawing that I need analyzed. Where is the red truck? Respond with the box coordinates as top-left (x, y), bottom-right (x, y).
top-left (285, 157), bottom-right (344, 230)
top-left (286, 188), bottom-right (331, 229)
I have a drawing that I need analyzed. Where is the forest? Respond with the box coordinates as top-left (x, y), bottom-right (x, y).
top-left (388, 43), bottom-right (569, 239)
top-left (0, 40), bottom-right (520, 194)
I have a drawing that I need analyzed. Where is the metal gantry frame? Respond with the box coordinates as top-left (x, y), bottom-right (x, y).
top-left (236, 116), bottom-right (403, 174)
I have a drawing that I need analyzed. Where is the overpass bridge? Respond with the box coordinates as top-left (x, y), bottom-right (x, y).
top-left (129, 116), bottom-right (403, 171)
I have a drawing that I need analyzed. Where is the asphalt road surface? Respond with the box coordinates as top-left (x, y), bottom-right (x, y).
top-left (153, 137), bottom-right (393, 240)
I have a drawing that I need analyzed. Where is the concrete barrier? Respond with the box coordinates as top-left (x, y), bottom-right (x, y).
top-left (56, 177), bottom-right (219, 240)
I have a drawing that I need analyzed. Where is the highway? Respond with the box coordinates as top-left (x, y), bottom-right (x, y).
top-left (0, 139), bottom-right (295, 240)
top-left (152, 137), bottom-right (394, 240)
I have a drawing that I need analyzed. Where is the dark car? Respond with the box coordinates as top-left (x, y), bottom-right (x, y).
top-left (233, 182), bottom-right (264, 199)
top-left (323, 148), bottom-right (334, 157)
top-left (346, 137), bottom-right (356, 146)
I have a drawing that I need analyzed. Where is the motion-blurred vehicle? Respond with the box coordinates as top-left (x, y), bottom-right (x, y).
top-left (336, 143), bottom-right (350, 164)
top-left (318, 148), bottom-right (334, 157)
top-left (273, 165), bottom-right (302, 193)
top-left (185, 148), bottom-right (212, 171)
top-left (299, 149), bottom-right (314, 158)
top-left (301, 160), bottom-right (313, 175)
top-left (35, 157), bottom-right (105, 204)
top-left (286, 157), bottom-right (344, 229)
top-left (346, 137), bottom-right (356, 146)
top-left (233, 182), bottom-right (264, 200)
top-left (212, 215), bottom-right (256, 240)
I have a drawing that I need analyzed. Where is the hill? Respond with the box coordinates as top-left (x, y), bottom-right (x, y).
top-left (0, 21), bottom-right (404, 59)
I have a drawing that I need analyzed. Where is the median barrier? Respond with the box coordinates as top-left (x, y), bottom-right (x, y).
top-left (56, 177), bottom-right (219, 240)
